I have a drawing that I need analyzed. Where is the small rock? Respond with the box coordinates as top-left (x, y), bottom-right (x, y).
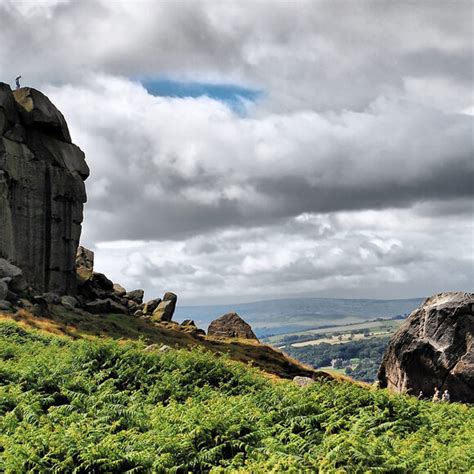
top-left (159, 344), bottom-right (171, 353)
top-left (180, 319), bottom-right (196, 327)
top-left (60, 295), bottom-right (78, 309)
top-left (0, 259), bottom-right (27, 293)
top-left (125, 289), bottom-right (144, 304)
top-left (134, 309), bottom-right (143, 318)
top-left (0, 299), bottom-right (12, 311)
top-left (144, 344), bottom-right (160, 352)
top-left (42, 292), bottom-right (60, 304)
top-left (113, 283), bottom-right (127, 297)
top-left (0, 279), bottom-right (7, 300)
top-left (293, 376), bottom-right (315, 387)
top-left (32, 296), bottom-right (49, 316)
top-left (85, 298), bottom-right (128, 315)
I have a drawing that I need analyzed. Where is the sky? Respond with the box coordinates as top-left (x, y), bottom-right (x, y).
top-left (0, 0), bottom-right (473, 304)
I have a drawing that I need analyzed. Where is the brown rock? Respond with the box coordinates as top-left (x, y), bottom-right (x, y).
top-left (207, 312), bottom-right (258, 341)
top-left (113, 283), bottom-right (127, 297)
top-left (378, 292), bottom-right (474, 403)
top-left (85, 298), bottom-right (129, 315)
top-left (143, 298), bottom-right (161, 315)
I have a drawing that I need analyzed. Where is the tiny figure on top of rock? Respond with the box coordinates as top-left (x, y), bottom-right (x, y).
top-left (432, 387), bottom-right (440, 402)
top-left (15, 75), bottom-right (21, 89)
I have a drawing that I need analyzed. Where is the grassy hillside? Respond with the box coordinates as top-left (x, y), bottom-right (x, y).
top-left (1, 320), bottom-right (473, 473)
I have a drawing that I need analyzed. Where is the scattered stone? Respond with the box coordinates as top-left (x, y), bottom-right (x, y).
top-left (144, 344), bottom-right (160, 352)
top-left (76, 246), bottom-right (94, 282)
top-left (134, 310), bottom-right (143, 318)
top-left (113, 283), bottom-right (127, 297)
top-left (143, 298), bottom-right (161, 315)
top-left (0, 279), bottom-right (7, 300)
top-left (42, 292), bottom-right (60, 304)
top-left (85, 298), bottom-right (128, 315)
top-left (125, 289), bottom-right (144, 304)
top-left (378, 292), bottom-right (474, 403)
top-left (0, 299), bottom-right (12, 311)
top-left (159, 344), bottom-right (171, 353)
top-left (180, 319), bottom-right (196, 327)
top-left (293, 376), bottom-right (315, 387)
top-left (32, 296), bottom-right (49, 316)
top-left (0, 259), bottom-right (27, 293)
top-left (207, 312), bottom-right (258, 341)
top-left (60, 295), bottom-right (78, 310)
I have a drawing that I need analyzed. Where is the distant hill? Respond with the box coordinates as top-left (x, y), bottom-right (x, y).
top-left (174, 296), bottom-right (425, 336)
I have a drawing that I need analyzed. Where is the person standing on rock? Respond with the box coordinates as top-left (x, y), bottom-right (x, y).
top-left (417, 391), bottom-right (424, 400)
top-left (15, 76), bottom-right (22, 89)
top-left (442, 389), bottom-right (450, 402)
top-left (432, 387), bottom-right (440, 402)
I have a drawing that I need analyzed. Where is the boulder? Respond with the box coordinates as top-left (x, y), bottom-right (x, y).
top-left (207, 312), bottom-right (258, 341)
top-left (151, 292), bottom-right (177, 322)
top-left (125, 289), bottom-right (144, 304)
top-left (378, 292), bottom-right (474, 403)
top-left (85, 298), bottom-right (129, 315)
top-left (42, 292), bottom-right (60, 304)
top-left (293, 376), bottom-right (315, 387)
top-left (0, 259), bottom-right (27, 293)
top-left (0, 84), bottom-right (88, 295)
top-left (13, 87), bottom-right (72, 143)
top-left (60, 295), bottom-right (78, 310)
top-left (76, 246), bottom-right (94, 282)
top-left (180, 319), bottom-right (196, 327)
top-left (143, 298), bottom-right (161, 315)
top-left (113, 283), bottom-right (127, 297)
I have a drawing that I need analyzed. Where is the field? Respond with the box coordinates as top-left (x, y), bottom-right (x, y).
top-left (1, 320), bottom-right (473, 473)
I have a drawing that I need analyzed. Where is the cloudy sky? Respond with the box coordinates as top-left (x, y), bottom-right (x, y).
top-left (1, 0), bottom-right (472, 304)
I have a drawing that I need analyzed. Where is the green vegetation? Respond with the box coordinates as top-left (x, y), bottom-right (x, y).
top-left (284, 337), bottom-right (389, 382)
top-left (1, 321), bottom-right (473, 473)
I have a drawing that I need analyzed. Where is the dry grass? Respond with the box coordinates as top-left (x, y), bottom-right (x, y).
top-left (0, 307), bottom-right (333, 381)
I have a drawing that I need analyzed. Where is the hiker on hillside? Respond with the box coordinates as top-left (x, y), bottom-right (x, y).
top-left (417, 390), bottom-right (424, 400)
top-left (15, 76), bottom-right (21, 89)
top-left (442, 389), bottom-right (450, 402)
top-left (432, 387), bottom-right (440, 402)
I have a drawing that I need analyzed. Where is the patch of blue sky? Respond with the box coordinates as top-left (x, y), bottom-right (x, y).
top-left (141, 77), bottom-right (262, 115)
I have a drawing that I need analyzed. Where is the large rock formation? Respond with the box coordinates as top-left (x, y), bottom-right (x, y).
top-left (378, 292), bottom-right (473, 403)
top-left (207, 312), bottom-right (258, 341)
top-left (0, 83), bottom-right (88, 295)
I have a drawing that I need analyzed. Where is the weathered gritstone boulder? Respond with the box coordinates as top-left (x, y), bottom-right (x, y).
top-left (151, 292), bottom-right (177, 322)
top-left (0, 83), bottom-right (89, 295)
top-left (378, 292), bottom-right (474, 403)
top-left (207, 312), bottom-right (258, 341)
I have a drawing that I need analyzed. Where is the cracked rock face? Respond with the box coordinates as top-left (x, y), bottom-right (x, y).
top-left (0, 83), bottom-right (88, 295)
top-left (378, 292), bottom-right (474, 402)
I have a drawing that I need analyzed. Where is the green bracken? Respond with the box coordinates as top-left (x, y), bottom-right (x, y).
top-left (1, 320), bottom-right (473, 473)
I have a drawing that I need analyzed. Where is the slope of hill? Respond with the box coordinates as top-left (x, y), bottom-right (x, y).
top-left (174, 297), bottom-right (424, 336)
top-left (1, 320), bottom-right (473, 473)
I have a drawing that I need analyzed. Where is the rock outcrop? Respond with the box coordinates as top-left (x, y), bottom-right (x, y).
top-left (378, 292), bottom-right (474, 403)
top-left (0, 83), bottom-right (89, 295)
top-left (207, 312), bottom-right (258, 341)
top-left (151, 292), bottom-right (177, 322)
